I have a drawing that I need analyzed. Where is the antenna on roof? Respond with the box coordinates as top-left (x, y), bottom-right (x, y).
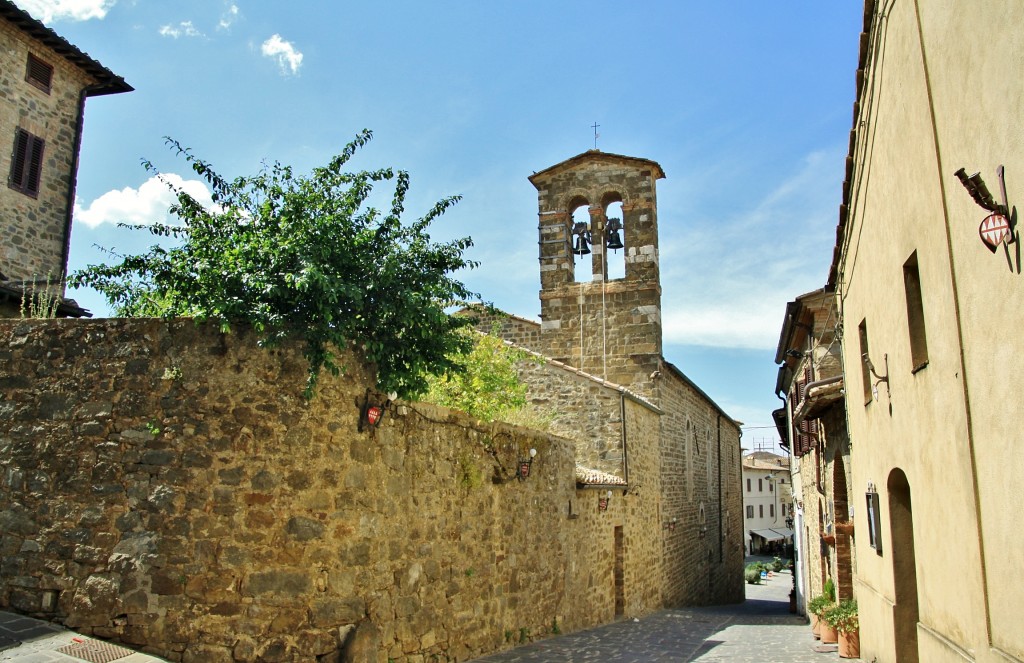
top-left (592, 122), bottom-right (600, 150)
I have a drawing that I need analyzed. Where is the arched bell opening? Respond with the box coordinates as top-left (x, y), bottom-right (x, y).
top-left (604, 200), bottom-right (625, 280)
top-left (569, 202), bottom-right (593, 282)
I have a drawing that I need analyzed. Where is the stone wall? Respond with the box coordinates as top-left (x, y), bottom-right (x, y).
top-left (656, 367), bottom-right (744, 607)
top-left (0, 318), bottom-right (670, 662)
top-left (0, 19), bottom-right (91, 289)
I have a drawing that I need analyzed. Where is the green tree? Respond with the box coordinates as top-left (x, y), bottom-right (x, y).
top-left (70, 130), bottom-right (479, 398)
top-left (423, 326), bottom-right (550, 428)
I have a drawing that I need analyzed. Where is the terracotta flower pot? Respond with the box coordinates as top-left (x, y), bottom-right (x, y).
top-left (820, 621), bottom-right (839, 644)
top-left (838, 629), bottom-right (860, 658)
top-left (811, 613), bottom-right (821, 639)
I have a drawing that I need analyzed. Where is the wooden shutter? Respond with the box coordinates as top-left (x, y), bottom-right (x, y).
top-left (26, 54), bottom-right (53, 94)
top-left (9, 129), bottom-right (45, 197)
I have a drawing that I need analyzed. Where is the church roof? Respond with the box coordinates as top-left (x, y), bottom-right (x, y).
top-left (528, 150), bottom-right (666, 186)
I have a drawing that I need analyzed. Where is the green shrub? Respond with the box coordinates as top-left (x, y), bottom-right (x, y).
top-left (808, 593), bottom-right (834, 617)
top-left (823, 578), bottom-right (836, 602)
top-left (744, 567), bottom-right (763, 584)
top-left (823, 599), bottom-right (858, 633)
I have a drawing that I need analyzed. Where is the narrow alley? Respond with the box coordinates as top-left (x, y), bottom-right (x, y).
top-left (470, 564), bottom-right (859, 663)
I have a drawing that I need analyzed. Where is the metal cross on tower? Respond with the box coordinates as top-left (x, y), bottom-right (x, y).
top-left (592, 122), bottom-right (600, 150)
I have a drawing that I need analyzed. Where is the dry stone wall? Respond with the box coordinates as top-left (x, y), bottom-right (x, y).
top-left (0, 318), bottom-right (668, 662)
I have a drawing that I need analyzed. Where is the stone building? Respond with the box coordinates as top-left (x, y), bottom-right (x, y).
top-left (740, 451), bottom-right (792, 555)
top-left (790, 1), bottom-right (1024, 661)
top-left (477, 150), bottom-right (745, 607)
top-left (772, 287), bottom-right (851, 617)
top-left (0, 0), bottom-right (131, 316)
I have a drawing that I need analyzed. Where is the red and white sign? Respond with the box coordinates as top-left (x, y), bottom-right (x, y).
top-left (979, 213), bottom-right (1012, 252)
top-left (366, 406), bottom-right (383, 425)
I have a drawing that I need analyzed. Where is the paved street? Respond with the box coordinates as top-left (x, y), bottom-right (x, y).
top-left (0, 566), bottom-right (854, 662)
top-left (470, 568), bottom-right (857, 663)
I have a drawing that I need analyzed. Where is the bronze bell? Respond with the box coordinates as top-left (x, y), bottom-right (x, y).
top-left (605, 217), bottom-right (624, 251)
top-left (573, 233), bottom-right (591, 256)
top-left (571, 221), bottom-right (591, 256)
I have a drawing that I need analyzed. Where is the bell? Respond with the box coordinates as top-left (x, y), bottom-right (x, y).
top-left (605, 217), bottom-right (624, 252)
top-left (573, 233), bottom-right (591, 256)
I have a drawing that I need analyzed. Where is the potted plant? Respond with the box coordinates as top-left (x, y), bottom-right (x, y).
top-left (807, 594), bottom-right (832, 639)
top-left (824, 599), bottom-right (860, 658)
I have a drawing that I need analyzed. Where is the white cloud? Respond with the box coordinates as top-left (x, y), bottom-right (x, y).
top-left (158, 21), bottom-right (203, 39)
top-left (261, 34), bottom-right (303, 75)
top-left (658, 148), bottom-right (844, 350)
top-left (218, 3), bottom-right (239, 30)
top-left (74, 174), bottom-right (214, 229)
top-left (17, 0), bottom-right (116, 22)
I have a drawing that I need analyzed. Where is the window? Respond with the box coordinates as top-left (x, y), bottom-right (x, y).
top-left (769, 480), bottom-right (774, 492)
top-left (859, 319), bottom-right (872, 404)
top-left (8, 129), bottom-right (45, 198)
top-left (25, 54), bottom-right (53, 94)
top-left (904, 251), bottom-right (929, 372)
top-left (746, 478), bottom-right (751, 492)
top-left (746, 505), bottom-right (753, 519)
top-left (758, 479), bottom-right (763, 492)
top-left (770, 504), bottom-right (775, 518)
top-left (758, 504), bottom-right (764, 518)
top-left (781, 504), bottom-right (787, 517)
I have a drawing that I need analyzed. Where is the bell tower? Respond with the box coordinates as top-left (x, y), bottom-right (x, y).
top-left (528, 150), bottom-right (665, 396)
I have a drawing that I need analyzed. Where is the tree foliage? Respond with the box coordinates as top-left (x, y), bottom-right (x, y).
top-left (423, 326), bottom-right (548, 426)
top-left (70, 130), bottom-right (479, 398)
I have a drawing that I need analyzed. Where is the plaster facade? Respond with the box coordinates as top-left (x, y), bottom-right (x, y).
top-left (827, 2), bottom-right (1024, 662)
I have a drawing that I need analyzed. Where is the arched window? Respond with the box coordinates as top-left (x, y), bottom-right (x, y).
top-left (570, 204), bottom-right (592, 282)
top-left (604, 200), bottom-right (625, 280)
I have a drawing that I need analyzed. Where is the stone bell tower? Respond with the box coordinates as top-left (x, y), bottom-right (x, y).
top-left (528, 150), bottom-right (665, 397)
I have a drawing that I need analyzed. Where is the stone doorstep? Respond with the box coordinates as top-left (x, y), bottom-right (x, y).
top-left (0, 636), bottom-right (18, 653)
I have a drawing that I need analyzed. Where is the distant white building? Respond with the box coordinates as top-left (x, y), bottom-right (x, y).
top-left (741, 452), bottom-right (793, 555)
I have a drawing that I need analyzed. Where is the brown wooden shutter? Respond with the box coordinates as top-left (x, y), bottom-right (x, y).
top-left (26, 54), bottom-right (53, 94)
top-left (9, 129), bottom-right (45, 197)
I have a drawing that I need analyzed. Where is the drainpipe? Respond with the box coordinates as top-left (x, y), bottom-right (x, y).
top-left (59, 84), bottom-right (102, 294)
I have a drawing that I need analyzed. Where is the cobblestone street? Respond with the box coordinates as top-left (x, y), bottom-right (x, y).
top-left (470, 569), bottom-right (858, 663)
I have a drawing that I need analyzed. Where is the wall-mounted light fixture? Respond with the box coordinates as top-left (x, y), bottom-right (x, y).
top-left (785, 349), bottom-right (804, 359)
top-left (954, 165), bottom-right (1017, 254)
top-left (516, 448), bottom-right (538, 481)
top-left (669, 517), bottom-right (677, 531)
top-left (598, 490), bottom-right (612, 512)
top-left (862, 352), bottom-right (889, 401)
top-left (358, 390), bottom-right (396, 432)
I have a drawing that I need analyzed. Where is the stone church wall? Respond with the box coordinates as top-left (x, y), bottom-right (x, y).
top-left (0, 318), bottom-right (666, 662)
top-left (656, 368), bottom-right (745, 607)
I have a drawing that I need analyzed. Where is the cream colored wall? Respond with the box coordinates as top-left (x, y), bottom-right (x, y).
top-left (917, 5), bottom-right (1024, 661)
top-left (838, 2), bottom-right (1024, 662)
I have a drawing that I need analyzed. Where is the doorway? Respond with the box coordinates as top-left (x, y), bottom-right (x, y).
top-left (614, 526), bottom-right (625, 617)
top-left (888, 468), bottom-right (920, 663)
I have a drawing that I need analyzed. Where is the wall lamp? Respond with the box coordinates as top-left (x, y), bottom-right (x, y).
top-left (664, 517), bottom-right (677, 531)
top-left (862, 352), bottom-right (890, 401)
top-left (598, 490), bottom-right (612, 512)
top-left (785, 349), bottom-right (804, 359)
top-left (516, 448), bottom-right (538, 481)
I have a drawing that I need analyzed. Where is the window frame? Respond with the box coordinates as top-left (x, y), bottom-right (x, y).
top-left (903, 251), bottom-right (929, 373)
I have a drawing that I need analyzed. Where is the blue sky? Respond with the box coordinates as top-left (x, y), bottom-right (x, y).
top-left (24, 1), bottom-right (863, 451)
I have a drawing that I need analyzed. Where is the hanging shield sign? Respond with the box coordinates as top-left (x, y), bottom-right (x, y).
top-left (979, 213), bottom-right (1011, 252)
